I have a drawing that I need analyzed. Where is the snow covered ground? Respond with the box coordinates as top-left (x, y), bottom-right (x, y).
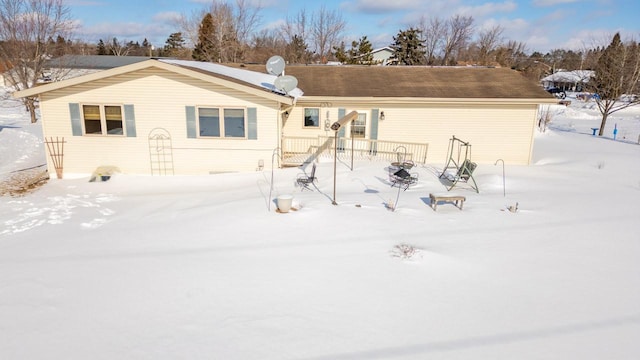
top-left (1, 87), bottom-right (639, 359)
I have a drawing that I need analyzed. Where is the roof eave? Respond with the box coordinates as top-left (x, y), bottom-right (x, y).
top-left (13, 59), bottom-right (295, 105)
top-left (13, 59), bottom-right (159, 98)
top-left (297, 96), bottom-right (560, 106)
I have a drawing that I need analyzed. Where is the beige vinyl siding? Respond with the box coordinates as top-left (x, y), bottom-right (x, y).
top-left (376, 104), bottom-right (537, 165)
top-left (285, 101), bottom-right (538, 165)
top-left (39, 67), bottom-right (281, 175)
top-left (282, 106), bottom-right (336, 136)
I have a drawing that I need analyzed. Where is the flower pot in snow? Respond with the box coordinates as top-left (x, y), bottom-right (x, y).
top-left (276, 195), bottom-right (293, 213)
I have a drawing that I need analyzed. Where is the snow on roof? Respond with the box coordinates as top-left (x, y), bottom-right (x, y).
top-left (541, 70), bottom-right (594, 83)
top-left (371, 46), bottom-right (393, 53)
top-left (159, 59), bottom-right (304, 99)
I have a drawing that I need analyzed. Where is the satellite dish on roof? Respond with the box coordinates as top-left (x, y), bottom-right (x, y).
top-left (274, 75), bottom-right (298, 93)
top-left (266, 55), bottom-right (286, 76)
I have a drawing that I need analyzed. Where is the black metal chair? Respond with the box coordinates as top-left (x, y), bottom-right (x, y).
top-left (296, 163), bottom-right (317, 191)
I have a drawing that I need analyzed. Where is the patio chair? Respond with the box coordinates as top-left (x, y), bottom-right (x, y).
top-left (296, 163), bottom-right (317, 191)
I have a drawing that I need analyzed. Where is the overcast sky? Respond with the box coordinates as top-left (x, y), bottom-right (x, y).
top-left (68, 0), bottom-right (639, 54)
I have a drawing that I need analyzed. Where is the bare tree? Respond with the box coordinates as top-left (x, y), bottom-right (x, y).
top-left (247, 28), bottom-right (286, 63)
top-left (0, 0), bottom-right (75, 123)
top-left (225, 0), bottom-right (261, 62)
top-left (417, 16), bottom-right (446, 65)
top-left (280, 9), bottom-right (309, 45)
top-left (176, 9), bottom-right (203, 49)
top-left (494, 40), bottom-right (527, 68)
top-left (205, 3), bottom-right (236, 62)
top-left (477, 25), bottom-right (503, 66)
top-left (310, 5), bottom-right (345, 63)
top-left (234, 0), bottom-right (261, 46)
top-left (178, 0), bottom-right (262, 63)
top-left (276, 9), bottom-right (314, 63)
top-left (588, 33), bottom-right (640, 136)
top-left (106, 37), bottom-right (131, 56)
top-left (442, 15), bottom-right (474, 65)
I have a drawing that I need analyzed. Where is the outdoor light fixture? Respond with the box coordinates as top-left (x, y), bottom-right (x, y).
top-left (283, 111), bottom-right (289, 119)
top-left (380, 111), bottom-right (385, 120)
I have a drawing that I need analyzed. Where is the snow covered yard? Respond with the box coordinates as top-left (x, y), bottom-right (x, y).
top-left (1, 89), bottom-right (639, 359)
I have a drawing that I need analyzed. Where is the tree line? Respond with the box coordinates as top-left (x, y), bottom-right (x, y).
top-left (88, 4), bottom-right (606, 83)
top-left (1, 0), bottom-right (639, 131)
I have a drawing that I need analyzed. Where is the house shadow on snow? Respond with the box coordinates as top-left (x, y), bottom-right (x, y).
top-left (0, 125), bottom-right (20, 132)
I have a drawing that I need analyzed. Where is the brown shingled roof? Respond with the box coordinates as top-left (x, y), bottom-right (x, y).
top-left (235, 64), bottom-right (553, 99)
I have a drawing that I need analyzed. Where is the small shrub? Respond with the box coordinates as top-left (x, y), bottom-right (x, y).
top-left (391, 244), bottom-right (421, 260)
top-left (538, 106), bottom-right (553, 132)
top-left (0, 170), bottom-right (49, 197)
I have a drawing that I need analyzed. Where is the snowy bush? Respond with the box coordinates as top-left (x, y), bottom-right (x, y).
top-left (391, 244), bottom-right (421, 260)
top-left (538, 106), bottom-right (553, 132)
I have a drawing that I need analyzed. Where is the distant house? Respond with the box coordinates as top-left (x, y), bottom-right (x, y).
top-left (541, 70), bottom-right (594, 91)
top-left (13, 59), bottom-right (556, 178)
top-left (370, 47), bottom-right (395, 65)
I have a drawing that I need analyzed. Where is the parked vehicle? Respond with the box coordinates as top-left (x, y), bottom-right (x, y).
top-left (546, 87), bottom-right (566, 99)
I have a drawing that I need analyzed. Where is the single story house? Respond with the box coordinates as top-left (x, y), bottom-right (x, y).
top-left (267, 64), bottom-right (557, 168)
top-left (541, 70), bottom-right (594, 92)
top-left (370, 47), bottom-right (394, 65)
top-left (14, 59), bottom-right (557, 177)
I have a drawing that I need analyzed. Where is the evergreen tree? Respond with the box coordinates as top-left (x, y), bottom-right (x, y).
top-left (54, 35), bottom-right (67, 57)
top-left (46, 36), bottom-right (67, 57)
top-left (285, 34), bottom-right (310, 64)
top-left (355, 36), bottom-right (373, 65)
top-left (192, 13), bottom-right (215, 61)
top-left (390, 28), bottom-right (426, 65)
top-left (332, 41), bottom-right (348, 63)
top-left (332, 36), bottom-right (373, 65)
top-left (96, 39), bottom-right (107, 55)
top-left (142, 38), bottom-right (152, 56)
top-left (347, 39), bottom-right (359, 63)
top-left (163, 32), bottom-right (186, 58)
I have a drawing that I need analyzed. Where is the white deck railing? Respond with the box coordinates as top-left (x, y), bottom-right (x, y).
top-left (281, 136), bottom-right (428, 165)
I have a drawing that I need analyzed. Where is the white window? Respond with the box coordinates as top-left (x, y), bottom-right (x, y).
top-left (82, 104), bottom-right (124, 135)
top-left (304, 108), bottom-right (320, 127)
top-left (198, 107), bottom-right (246, 138)
top-left (351, 112), bottom-right (366, 138)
